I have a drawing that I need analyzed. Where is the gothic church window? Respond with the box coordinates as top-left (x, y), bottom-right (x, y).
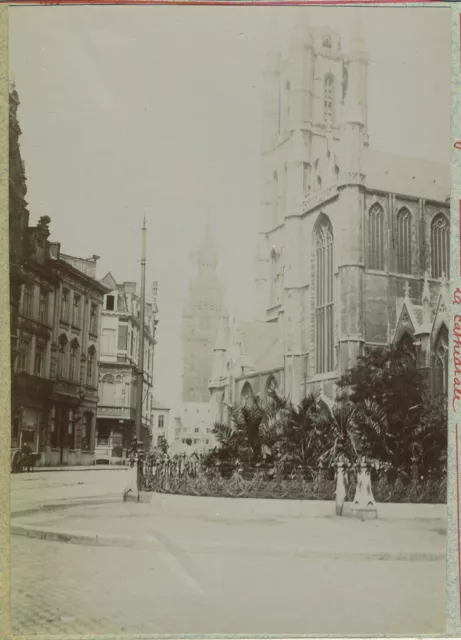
top-left (368, 203), bottom-right (385, 271)
top-left (431, 213), bottom-right (449, 279)
top-left (324, 75), bottom-right (335, 128)
top-left (265, 375), bottom-right (278, 405)
top-left (240, 382), bottom-right (253, 407)
top-left (396, 207), bottom-right (412, 275)
top-left (314, 215), bottom-right (334, 374)
top-left (433, 325), bottom-right (448, 395)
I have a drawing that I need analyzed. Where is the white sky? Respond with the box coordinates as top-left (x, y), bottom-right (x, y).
top-left (9, 6), bottom-right (451, 408)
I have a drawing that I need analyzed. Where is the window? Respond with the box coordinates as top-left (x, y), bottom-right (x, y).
top-left (118, 324), bottom-right (128, 350)
top-left (22, 285), bottom-right (32, 317)
top-left (72, 295), bottom-right (81, 327)
top-left (101, 328), bottom-right (115, 355)
top-left (69, 340), bottom-right (79, 381)
top-left (87, 347), bottom-right (96, 386)
top-left (34, 343), bottom-right (46, 377)
top-left (82, 413), bottom-right (92, 451)
top-left (38, 289), bottom-right (48, 324)
top-left (194, 427), bottom-right (199, 433)
top-left (61, 289), bottom-right (70, 322)
top-left (105, 295), bottom-right (115, 311)
top-left (368, 204), bottom-right (385, 271)
top-left (17, 339), bottom-right (30, 372)
top-left (90, 304), bottom-right (98, 335)
top-left (97, 424), bottom-right (110, 447)
top-left (240, 382), bottom-right (253, 407)
top-left (158, 415), bottom-right (164, 429)
top-left (434, 325), bottom-right (448, 395)
top-left (57, 336), bottom-right (68, 378)
top-left (395, 207), bottom-right (412, 275)
top-left (101, 374), bottom-right (115, 406)
top-left (265, 376), bottom-right (278, 404)
top-left (315, 216), bottom-right (334, 374)
top-left (206, 439), bottom-right (209, 445)
top-left (431, 213), bottom-right (449, 279)
top-left (324, 75), bottom-right (335, 128)
top-left (157, 435), bottom-right (164, 446)
top-left (323, 36), bottom-right (332, 48)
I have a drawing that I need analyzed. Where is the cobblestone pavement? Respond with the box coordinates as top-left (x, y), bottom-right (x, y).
top-left (12, 530), bottom-right (446, 635)
top-left (10, 473), bottom-right (447, 635)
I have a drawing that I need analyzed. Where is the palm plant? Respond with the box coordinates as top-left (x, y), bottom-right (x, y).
top-left (318, 398), bottom-right (362, 468)
top-left (281, 393), bottom-right (330, 475)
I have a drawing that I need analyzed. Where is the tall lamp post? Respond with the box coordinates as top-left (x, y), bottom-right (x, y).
top-left (136, 217), bottom-right (147, 446)
top-left (124, 218), bottom-right (147, 502)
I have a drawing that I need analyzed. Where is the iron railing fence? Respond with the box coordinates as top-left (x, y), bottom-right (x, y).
top-left (139, 457), bottom-right (447, 503)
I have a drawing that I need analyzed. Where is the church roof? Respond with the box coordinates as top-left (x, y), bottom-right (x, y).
top-left (364, 149), bottom-right (449, 202)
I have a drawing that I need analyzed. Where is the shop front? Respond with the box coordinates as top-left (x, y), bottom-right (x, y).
top-left (95, 408), bottom-right (136, 464)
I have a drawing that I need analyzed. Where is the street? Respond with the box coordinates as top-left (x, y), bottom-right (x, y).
top-left (11, 470), bottom-right (446, 635)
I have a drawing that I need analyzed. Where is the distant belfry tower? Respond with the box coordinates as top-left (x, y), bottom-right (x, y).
top-left (181, 221), bottom-right (227, 402)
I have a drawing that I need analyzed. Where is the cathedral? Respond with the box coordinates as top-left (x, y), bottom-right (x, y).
top-left (209, 17), bottom-right (450, 423)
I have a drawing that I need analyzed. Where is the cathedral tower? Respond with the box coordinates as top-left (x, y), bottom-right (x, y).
top-left (181, 222), bottom-right (227, 402)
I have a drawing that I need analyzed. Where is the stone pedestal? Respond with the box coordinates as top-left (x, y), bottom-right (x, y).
top-left (351, 459), bottom-right (378, 520)
top-left (123, 462), bottom-right (140, 502)
top-left (335, 462), bottom-right (347, 516)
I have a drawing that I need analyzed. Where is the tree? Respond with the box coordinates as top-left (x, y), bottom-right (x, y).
top-left (337, 344), bottom-right (446, 475)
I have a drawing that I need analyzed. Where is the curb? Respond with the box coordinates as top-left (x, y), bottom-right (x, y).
top-left (148, 493), bottom-right (447, 521)
top-left (10, 522), bottom-right (445, 562)
top-left (11, 495), bottom-right (121, 518)
top-left (23, 466), bottom-right (127, 473)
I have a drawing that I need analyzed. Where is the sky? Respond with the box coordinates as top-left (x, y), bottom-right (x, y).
top-left (9, 5), bottom-right (451, 409)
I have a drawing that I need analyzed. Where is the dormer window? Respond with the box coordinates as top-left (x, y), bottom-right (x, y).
top-left (105, 295), bottom-right (115, 311)
top-left (323, 36), bottom-right (332, 49)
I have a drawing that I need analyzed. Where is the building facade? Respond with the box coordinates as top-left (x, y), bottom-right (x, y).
top-left (9, 86), bottom-right (30, 370)
top-left (151, 398), bottom-right (171, 448)
top-left (12, 221), bottom-right (108, 466)
top-left (181, 223), bottom-right (227, 403)
top-left (210, 18), bottom-right (449, 420)
top-left (170, 402), bottom-right (216, 455)
top-left (95, 276), bottom-right (158, 463)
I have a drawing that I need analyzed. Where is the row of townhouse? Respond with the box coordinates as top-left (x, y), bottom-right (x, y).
top-left (9, 85), bottom-right (162, 467)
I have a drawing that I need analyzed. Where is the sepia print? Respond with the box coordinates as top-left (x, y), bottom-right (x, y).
top-left (8, 4), bottom-right (450, 636)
